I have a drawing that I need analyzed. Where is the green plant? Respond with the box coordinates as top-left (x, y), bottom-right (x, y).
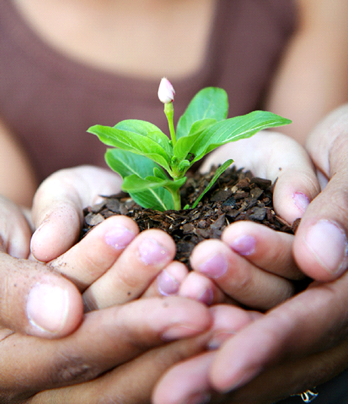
top-left (88, 78), bottom-right (291, 211)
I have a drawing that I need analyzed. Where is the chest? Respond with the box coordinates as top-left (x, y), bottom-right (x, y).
top-left (12, 0), bottom-right (217, 79)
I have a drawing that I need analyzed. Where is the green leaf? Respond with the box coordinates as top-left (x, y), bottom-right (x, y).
top-left (177, 160), bottom-right (191, 173)
top-left (130, 189), bottom-right (174, 211)
top-left (105, 148), bottom-right (157, 179)
top-left (176, 88), bottom-right (228, 139)
top-left (191, 159), bottom-right (233, 209)
top-left (173, 118), bottom-right (217, 163)
top-left (88, 123), bottom-right (171, 172)
top-left (115, 120), bottom-right (172, 156)
top-left (191, 111), bottom-right (292, 163)
top-left (122, 175), bottom-right (185, 193)
top-left (105, 149), bottom-right (173, 211)
top-left (153, 167), bottom-right (168, 180)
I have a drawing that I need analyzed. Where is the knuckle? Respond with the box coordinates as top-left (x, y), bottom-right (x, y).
top-left (49, 352), bottom-right (101, 385)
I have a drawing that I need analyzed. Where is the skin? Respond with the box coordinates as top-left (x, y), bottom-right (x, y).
top-left (0, 133), bottom-right (319, 402)
top-left (153, 105), bottom-right (348, 404)
top-left (0, 0), bottom-right (348, 402)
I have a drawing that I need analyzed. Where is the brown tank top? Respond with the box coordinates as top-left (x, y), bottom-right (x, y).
top-left (0, 0), bottom-right (296, 182)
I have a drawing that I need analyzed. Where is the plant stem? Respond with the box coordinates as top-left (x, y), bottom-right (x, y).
top-left (164, 102), bottom-right (177, 146)
top-left (171, 188), bottom-right (181, 210)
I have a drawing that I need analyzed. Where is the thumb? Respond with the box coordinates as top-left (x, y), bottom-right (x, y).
top-left (31, 166), bottom-right (122, 262)
top-left (0, 252), bottom-right (83, 338)
top-left (293, 104), bottom-right (348, 281)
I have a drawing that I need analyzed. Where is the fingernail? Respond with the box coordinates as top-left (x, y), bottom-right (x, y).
top-left (105, 225), bottom-right (135, 250)
top-left (305, 220), bottom-right (348, 275)
top-left (197, 254), bottom-right (228, 278)
top-left (198, 288), bottom-right (214, 305)
top-left (27, 283), bottom-right (69, 334)
top-left (138, 238), bottom-right (169, 265)
top-left (185, 392), bottom-right (211, 404)
top-left (230, 235), bottom-right (256, 256)
top-left (292, 192), bottom-right (310, 215)
top-left (157, 270), bottom-right (180, 296)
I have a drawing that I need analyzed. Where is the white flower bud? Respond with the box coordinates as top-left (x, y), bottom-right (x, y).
top-left (158, 77), bottom-right (175, 104)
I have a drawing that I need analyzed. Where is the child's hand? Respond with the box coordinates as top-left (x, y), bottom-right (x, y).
top-left (178, 131), bottom-right (320, 310)
top-left (30, 165), bottom-right (188, 310)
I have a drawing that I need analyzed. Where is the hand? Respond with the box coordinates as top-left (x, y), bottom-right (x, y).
top-left (293, 104), bottom-right (348, 281)
top-left (0, 165), bottom-right (210, 403)
top-left (153, 272), bottom-right (348, 404)
top-left (0, 195), bottom-right (83, 338)
top-left (179, 131), bottom-right (319, 310)
top-left (1, 295), bottom-right (212, 403)
top-left (152, 107), bottom-right (348, 403)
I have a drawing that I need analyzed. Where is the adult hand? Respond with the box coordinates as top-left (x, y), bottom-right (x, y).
top-left (179, 131), bottom-right (320, 310)
top-left (153, 107), bottom-right (348, 403)
top-left (0, 195), bottom-right (83, 338)
top-left (293, 104), bottom-right (348, 281)
top-left (0, 165), bottom-right (123, 337)
top-left (153, 275), bottom-right (348, 403)
top-left (1, 296), bottom-right (212, 403)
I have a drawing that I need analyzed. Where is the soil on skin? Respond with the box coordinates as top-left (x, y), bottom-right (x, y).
top-left (81, 166), bottom-right (299, 268)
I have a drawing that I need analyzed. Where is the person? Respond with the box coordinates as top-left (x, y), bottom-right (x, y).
top-left (0, 130), bottom-right (321, 403)
top-left (0, 0), bottom-right (348, 401)
top-left (153, 104), bottom-right (348, 404)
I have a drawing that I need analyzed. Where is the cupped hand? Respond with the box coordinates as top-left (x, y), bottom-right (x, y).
top-left (0, 195), bottom-right (83, 338)
top-left (294, 104), bottom-right (348, 281)
top-left (179, 131), bottom-right (319, 310)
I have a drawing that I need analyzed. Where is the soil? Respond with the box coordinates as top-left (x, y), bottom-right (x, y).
top-left (81, 166), bottom-right (299, 268)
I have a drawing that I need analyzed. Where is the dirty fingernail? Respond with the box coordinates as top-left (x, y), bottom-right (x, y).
top-left (197, 253), bottom-right (228, 278)
top-left (105, 225), bottom-right (135, 250)
top-left (230, 235), bottom-right (256, 256)
top-left (305, 220), bottom-right (348, 275)
top-left (27, 284), bottom-right (69, 334)
top-left (139, 238), bottom-right (169, 265)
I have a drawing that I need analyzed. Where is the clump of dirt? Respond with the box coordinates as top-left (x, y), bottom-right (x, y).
top-left (81, 166), bottom-right (299, 267)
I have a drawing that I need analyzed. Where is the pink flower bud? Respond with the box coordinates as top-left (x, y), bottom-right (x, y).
top-left (158, 77), bottom-right (175, 104)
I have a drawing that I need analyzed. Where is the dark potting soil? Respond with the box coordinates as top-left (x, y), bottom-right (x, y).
top-left (81, 166), bottom-right (299, 268)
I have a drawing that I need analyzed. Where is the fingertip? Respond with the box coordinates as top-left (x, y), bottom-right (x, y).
top-left (294, 219), bottom-right (348, 281)
top-left (31, 207), bottom-right (81, 262)
top-left (26, 277), bottom-right (83, 338)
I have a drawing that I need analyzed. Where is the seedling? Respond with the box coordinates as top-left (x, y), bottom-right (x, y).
top-left (88, 78), bottom-right (291, 211)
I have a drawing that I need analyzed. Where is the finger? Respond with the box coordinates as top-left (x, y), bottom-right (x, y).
top-left (153, 352), bottom-right (216, 404)
top-left (153, 337), bottom-right (348, 404)
top-left (153, 305), bottom-right (260, 404)
top-left (82, 229), bottom-right (176, 310)
top-left (190, 239), bottom-right (295, 310)
top-left (209, 271), bottom-right (348, 393)
top-left (31, 166), bottom-right (122, 262)
top-left (142, 261), bottom-right (188, 298)
top-left (0, 252), bottom-right (83, 338)
top-left (294, 105), bottom-right (348, 281)
top-left (48, 215), bottom-right (139, 291)
top-left (1, 297), bottom-right (211, 401)
top-left (0, 195), bottom-right (32, 258)
top-left (221, 221), bottom-right (304, 280)
top-left (218, 339), bottom-right (348, 404)
top-left (200, 131), bottom-right (320, 224)
top-left (30, 326), bottom-right (212, 404)
top-left (178, 271), bottom-right (234, 306)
